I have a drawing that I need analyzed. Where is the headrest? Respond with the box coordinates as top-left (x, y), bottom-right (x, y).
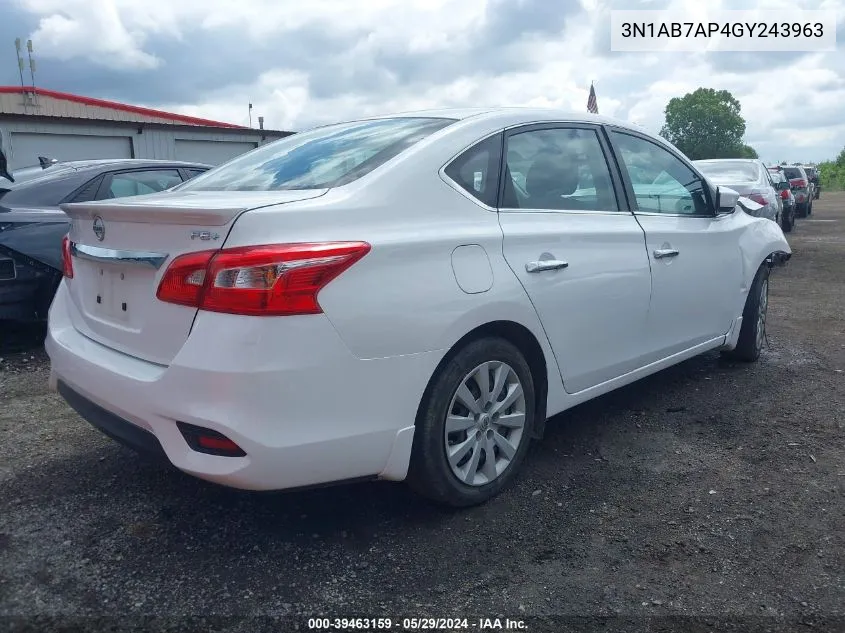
top-left (525, 154), bottom-right (579, 197)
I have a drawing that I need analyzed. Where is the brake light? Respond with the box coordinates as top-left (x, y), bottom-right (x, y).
top-left (156, 250), bottom-right (214, 307)
top-left (61, 235), bottom-right (73, 279)
top-left (156, 242), bottom-right (371, 316)
top-left (747, 193), bottom-right (767, 206)
top-left (780, 189), bottom-right (790, 200)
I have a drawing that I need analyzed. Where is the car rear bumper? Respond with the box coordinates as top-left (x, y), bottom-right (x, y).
top-left (46, 283), bottom-right (442, 491)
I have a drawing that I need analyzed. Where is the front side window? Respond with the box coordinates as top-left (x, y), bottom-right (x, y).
top-left (611, 132), bottom-right (710, 216)
top-left (443, 133), bottom-right (502, 207)
top-left (104, 170), bottom-right (183, 199)
top-left (176, 117), bottom-right (455, 192)
top-left (501, 127), bottom-right (619, 211)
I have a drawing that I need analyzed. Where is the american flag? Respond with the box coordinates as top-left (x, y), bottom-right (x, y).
top-left (587, 83), bottom-right (598, 114)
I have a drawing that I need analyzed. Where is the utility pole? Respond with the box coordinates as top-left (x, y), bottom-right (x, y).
top-left (14, 39), bottom-right (25, 90)
top-left (248, 102), bottom-right (253, 128)
top-left (26, 39), bottom-right (36, 90)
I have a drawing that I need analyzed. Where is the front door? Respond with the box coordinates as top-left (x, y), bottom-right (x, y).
top-left (497, 124), bottom-right (653, 394)
top-left (607, 129), bottom-right (745, 362)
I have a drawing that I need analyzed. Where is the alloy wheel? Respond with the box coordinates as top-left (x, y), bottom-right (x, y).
top-left (443, 361), bottom-right (527, 486)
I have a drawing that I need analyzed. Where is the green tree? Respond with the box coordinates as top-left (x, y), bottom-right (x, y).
top-left (739, 145), bottom-right (758, 158)
top-left (818, 145), bottom-right (845, 191)
top-left (659, 88), bottom-right (749, 160)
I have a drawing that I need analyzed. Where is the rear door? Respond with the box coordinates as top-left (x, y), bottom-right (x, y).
top-left (607, 128), bottom-right (744, 361)
top-left (497, 123), bottom-right (653, 394)
top-left (60, 189), bottom-right (327, 365)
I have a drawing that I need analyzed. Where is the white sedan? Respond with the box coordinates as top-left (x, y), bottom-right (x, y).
top-left (46, 108), bottom-right (791, 507)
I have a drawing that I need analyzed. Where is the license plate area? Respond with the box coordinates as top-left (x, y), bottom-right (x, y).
top-left (81, 261), bottom-right (149, 326)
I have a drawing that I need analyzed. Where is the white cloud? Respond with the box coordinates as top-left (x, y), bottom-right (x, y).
top-left (13, 0), bottom-right (845, 162)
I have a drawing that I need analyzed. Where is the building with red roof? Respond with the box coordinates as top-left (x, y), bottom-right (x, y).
top-left (0, 86), bottom-right (291, 170)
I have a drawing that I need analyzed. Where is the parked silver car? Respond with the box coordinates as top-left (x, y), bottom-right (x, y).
top-left (767, 169), bottom-right (795, 233)
top-left (693, 159), bottom-right (781, 226)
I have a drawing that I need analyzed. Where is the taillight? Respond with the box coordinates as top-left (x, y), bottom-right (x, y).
top-left (156, 242), bottom-right (371, 316)
top-left (61, 235), bottom-right (73, 279)
top-left (156, 250), bottom-right (215, 307)
top-left (780, 189), bottom-right (790, 200)
top-left (747, 193), bottom-right (767, 206)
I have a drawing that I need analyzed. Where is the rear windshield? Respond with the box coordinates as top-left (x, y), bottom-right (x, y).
top-left (177, 117), bottom-right (456, 192)
top-left (782, 167), bottom-right (803, 179)
top-left (695, 160), bottom-right (759, 182)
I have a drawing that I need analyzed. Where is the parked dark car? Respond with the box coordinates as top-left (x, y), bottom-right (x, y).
top-left (768, 169), bottom-right (795, 233)
top-left (804, 166), bottom-right (821, 199)
top-left (0, 156), bottom-right (211, 321)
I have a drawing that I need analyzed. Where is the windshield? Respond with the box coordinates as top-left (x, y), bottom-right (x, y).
top-left (695, 160), bottom-right (759, 182)
top-left (177, 117), bottom-right (456, 192)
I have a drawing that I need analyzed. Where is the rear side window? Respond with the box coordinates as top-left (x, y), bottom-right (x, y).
top-left (104, 170), bottom-right (183, 199)
top-left (443, 134), bottom-right (503, 207)
top-left (67, 175), bottom-right (105, 203)
top-left (177, 117), bottom-right (456, 192)
top-left (502, 127), bottom-right (619, 212)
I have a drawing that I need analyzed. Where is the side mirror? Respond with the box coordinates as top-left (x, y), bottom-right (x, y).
top-left (716, 186), bottom-right (739, 214)
top-left (779, 181), bottom-right (790, 191)
top-left (0, 147), bottom-right (14, 183)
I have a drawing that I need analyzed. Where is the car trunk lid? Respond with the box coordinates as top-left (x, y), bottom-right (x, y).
top-left (60, 189), bottom-right (327, 365)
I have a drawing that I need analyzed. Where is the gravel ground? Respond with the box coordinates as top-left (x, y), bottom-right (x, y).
top-left (1, 196), bottom-right (844, 633)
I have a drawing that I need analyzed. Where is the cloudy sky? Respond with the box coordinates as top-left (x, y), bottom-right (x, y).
top-left (2, 0), bottom-right (843, 163)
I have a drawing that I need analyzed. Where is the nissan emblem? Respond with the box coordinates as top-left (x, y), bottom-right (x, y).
top-left (92, 216), bottom-right (105, 241)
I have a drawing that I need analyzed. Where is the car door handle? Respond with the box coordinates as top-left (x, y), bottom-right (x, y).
top-left (526, 260), bottom-right (569, 273)
top-left (653, 248), bottom-right (679, 260)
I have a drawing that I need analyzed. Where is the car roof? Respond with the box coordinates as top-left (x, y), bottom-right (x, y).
top-left (334, 106), bottom-right (653, 135)
top-left (693, 158), bottom-right (759, 163)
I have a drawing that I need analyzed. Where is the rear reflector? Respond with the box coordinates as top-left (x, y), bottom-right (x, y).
top-left (61, 235), bottom-right (73, 279)
top-left (176, 422), bottom-right (246, 457)
top-left (157, 242), bottom-right (371, 316)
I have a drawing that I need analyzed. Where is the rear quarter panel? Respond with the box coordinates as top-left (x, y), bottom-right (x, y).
top-left (222, 173), bottom-right (554, 363)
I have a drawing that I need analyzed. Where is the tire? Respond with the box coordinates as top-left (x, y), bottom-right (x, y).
top-left (807, 200), bottom-right (813, 216)
top-left (797, 202), bottom-right (809, 218)
top-left (727, 265), bottom-right (769, 363)
top-left (407, 337), bottom-right (536, 507)
top-left (781, 206), bottom-right (794, 233)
